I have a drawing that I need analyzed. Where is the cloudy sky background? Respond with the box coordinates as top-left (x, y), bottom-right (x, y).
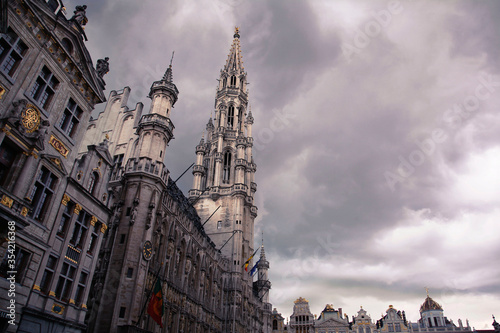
top-left (65, 0), bottom-right (499, 328)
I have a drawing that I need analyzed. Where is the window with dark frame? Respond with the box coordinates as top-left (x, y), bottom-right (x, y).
top-left (87, 222), bottom-right (99, 255)
top-left (29, 166), bottom-right (58, 222)
top-left (0, 27), bottom-right (28, 78)
top-left (87, 171), bottom-right (99, 195)
top-left (227, 106), bottom-right (235, 127)
top-left (113, 154), bottom-right (124, 169)
top-left (222, 151), bottom-right (231, 184)
top-left (40, 255), bottom-right (57, 294)
top-left (30, 65), bottom-right (59, 110)
top-left (57, 202), bottom-right (74, 237)
top-left (54, 261), bottom-right (76, 302)
top-left (70, 209), bottom-right (90, 248)
top-left (74, 271), bottom-right (88, 306)
top-left (0, 138), bottom-right (20, 187)
top-left (0, 247), bottom-right (31, 283)
top-left (59, 98), bottom-right (83, 138)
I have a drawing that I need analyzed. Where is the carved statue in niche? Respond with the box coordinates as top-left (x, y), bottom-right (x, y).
top-left (129, 206), bottom-right (137, 225)
top-left (185, 259), bottom-right (192, 274)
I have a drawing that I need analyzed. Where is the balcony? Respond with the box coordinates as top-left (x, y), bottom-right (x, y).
top-left (124, 157), bottom-right (169, 184)
top-left (138, 113), bottom-right (174, 136)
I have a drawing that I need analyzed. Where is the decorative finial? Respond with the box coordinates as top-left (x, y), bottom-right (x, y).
top-left (425, 287), bottom-right (429, 296)
top-left (234, 27), bottom-right (240, 39)
top-left (170, 51), bottom-right (175, 68)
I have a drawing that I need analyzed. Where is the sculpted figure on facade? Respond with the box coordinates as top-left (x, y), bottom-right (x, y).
top-left (71, 5), bottom-right (87, 26)
top-left (96, 57), bottom-right (110, 78)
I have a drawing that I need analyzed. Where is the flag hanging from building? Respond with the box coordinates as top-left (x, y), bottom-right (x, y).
top-left (243, 248), bottom-right (260, 271)
top-left (250, 259), bottom-right (260, 276)
top-left (147, 278), bottom-right (164, 328)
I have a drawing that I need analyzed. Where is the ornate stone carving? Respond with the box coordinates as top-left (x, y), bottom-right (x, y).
top-left (96, 57), bottom-right (110, 78)
top-left (70, 5), bottom-right (88, 26)
top-left (61, 194), bottom-right (71, 206)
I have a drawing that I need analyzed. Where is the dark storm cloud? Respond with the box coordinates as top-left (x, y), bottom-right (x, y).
top-left (61, 0), bottom-right (500, 327)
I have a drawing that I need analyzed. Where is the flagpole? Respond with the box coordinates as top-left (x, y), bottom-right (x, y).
top-left (138, 263), bottom-right (163, 327)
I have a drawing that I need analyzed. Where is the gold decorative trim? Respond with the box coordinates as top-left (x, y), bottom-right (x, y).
top-left (90, 215), bottom-right (97, 226)
top-left (51, 303), bottom-right (64, 315)
top-left (20, 104), bottom-right (41, 133)
top-left (20, 207), bottom-right (28, 216)
top-left (49, 135), bottom-right (69, 158)
top-left (1, 195), bottom-right (13, 208)
top-left (69, 299), bottom-right (75, 305)
top-left (49, 291), bottom-right (56, 297)
top-left (100, 223), bottom-right (108, 234)
top-left (74, 203), bottom-right (82, 215)
top-left (82, 303), bottom-right (87, 309)
top-left (0, 85), bottom-right (5, 100)
top-left (61, 194), bottom-right (70, 206)
top-left (32, 284), bottom-right (41, 291)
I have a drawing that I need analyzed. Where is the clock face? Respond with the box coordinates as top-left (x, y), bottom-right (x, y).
top-left (21, 105), bottom-right (41, 133)
top-left (142, 240), bottom-right (153, 260)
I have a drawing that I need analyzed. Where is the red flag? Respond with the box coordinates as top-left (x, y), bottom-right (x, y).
top-left (147, 279), bottom-right (164, 328)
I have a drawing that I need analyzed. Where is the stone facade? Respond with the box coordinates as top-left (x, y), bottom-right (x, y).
top-left (290, 297), bottom-right (315, 333)
top-left (84, 29), bottom-right (272, 333)
top-left (0, 1), bottom-right (107, 332)
top-left (189, 27), bottom-right (271, 333)
top-left (279, 295), bottom-right (472, 333)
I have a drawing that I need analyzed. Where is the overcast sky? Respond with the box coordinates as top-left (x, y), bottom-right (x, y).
top-left (65, 0), bottom-right (499, 328)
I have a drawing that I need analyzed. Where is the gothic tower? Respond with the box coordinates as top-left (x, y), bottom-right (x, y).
top-left (91, 65), bottom-right (178, 332)
top-left (189, 27), bottom-right (257, 273)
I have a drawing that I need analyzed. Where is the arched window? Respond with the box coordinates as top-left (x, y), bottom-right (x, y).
top-left (222, 77), bottom-right (227, 88)
top-left (227, 106), bottom-right (234, 128)
top-left (223, 151), bottom-right (231, 184)
top-left (87, 172), bottom-right (99, 195)
top-left (273, 320), bottom-right (278, 330)
top-left (359, 327), bottom-right (364, 333)
top-left (230, 75), bottom-right (236, 86)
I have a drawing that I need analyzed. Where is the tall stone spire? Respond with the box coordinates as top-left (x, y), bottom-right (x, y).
top-left (189, 27), bottom-right (257, 268)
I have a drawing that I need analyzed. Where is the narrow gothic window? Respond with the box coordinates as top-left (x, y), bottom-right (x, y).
top-left (222, 77), bottom-right (227, 88)
top-left (227, 106), bottom-right (234, 127)
top-left (223, 151), bottom-right (231, 184)
top-left (230, 75), bottom-right (236, 86)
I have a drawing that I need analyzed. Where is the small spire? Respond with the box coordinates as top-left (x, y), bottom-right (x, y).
top-left (234, 26), bottom-right (240, 39)
top-left (162, 51), bottom-right (175, 82)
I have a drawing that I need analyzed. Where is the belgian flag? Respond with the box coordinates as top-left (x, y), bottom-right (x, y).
top-left (147, 278), bottom-right (164, 328)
